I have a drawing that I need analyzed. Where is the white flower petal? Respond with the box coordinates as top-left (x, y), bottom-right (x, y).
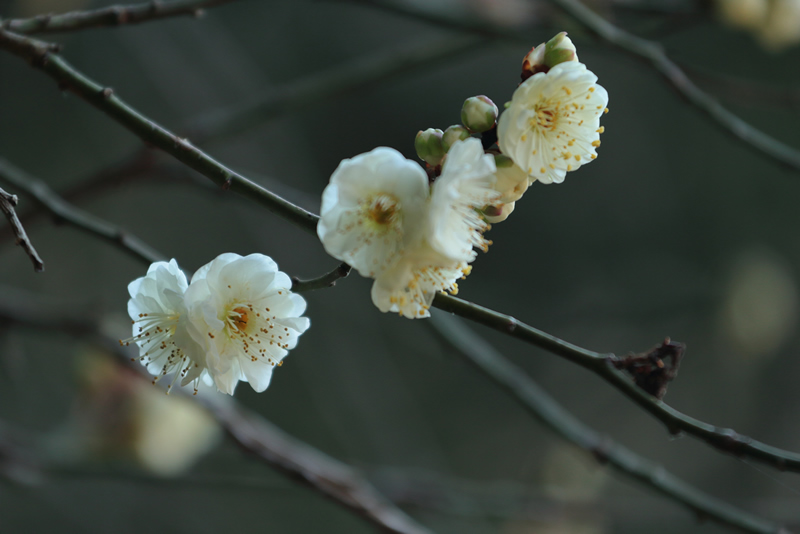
top-left (429, 138), bottom-right (499, 262)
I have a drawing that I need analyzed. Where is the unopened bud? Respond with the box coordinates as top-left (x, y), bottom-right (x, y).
top-left (461, 96), bottom-right (498, 133)
top-left (442, 125), bottom-right (471, 152)
top-left (522, 32), bottom-right (578, 79)
top-left (415, 128), bottom-right (445, 166)
top-left (483, 202), bottom-right (515, 224)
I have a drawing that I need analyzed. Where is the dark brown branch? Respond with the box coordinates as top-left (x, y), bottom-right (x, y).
top-left (0, 186), bottom-right (44, 272)
top-left (292, 263), bottom-right (352, 293)
top-left (2, 0), bottom-right (237, 34)
top-left (428, 313), bottom-right (791, 534)
top-left (431, 293), bottom-right (800, 473)
top-left (0, 29), bottom-right (320, 235)
top-left (0, 288), bottom-right (433, 534)
top-left (0, 157), bottom-right (165, 265)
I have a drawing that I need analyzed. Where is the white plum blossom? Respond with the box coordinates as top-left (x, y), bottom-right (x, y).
top-left (498, 61), bottom-right (608, 184)
top-left (493, 155), bottom-right (531, 201)
top-left (122, 259), bottom-right (207, 393)
top-left (428, 138), bottom-right (499, 263)
top-left (184, 253), bottom-right (310, 395)
top-left (371, 243), bottom-right (471, 319)
top-left (317, 147), bottom-right (429, 279)
top-left (318, 140), bottom-right (500, 319)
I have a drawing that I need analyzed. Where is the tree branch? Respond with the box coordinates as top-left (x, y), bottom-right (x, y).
top-left (292, 263), bottom-right (352, 293)
top-left (0, 29), bottom-right (320, 235)
top-left (0, 186), bottom-right (44, 272)
top-left (0, 288), bottom-right (433, 534)
top-left (0, 157), bottom-right (165, 265)
top-left (4, 23), bottom-right (800, 477)
top-left (2, 0), bottom-right (238, 35)
top-left (345, 0), bottom-right (800, 173)
top-left (431, 293), bottom-right (800, 473)
top-left (428, 313), bottom-right (791, 534)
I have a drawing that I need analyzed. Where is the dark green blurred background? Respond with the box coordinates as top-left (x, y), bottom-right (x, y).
top-left (1, 0), bottom-right (800, 532)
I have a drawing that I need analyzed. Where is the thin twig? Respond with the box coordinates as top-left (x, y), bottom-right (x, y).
top-left (0, 288), bottom-right (433, 534)
top-left (0, 186), bottom-right (44, 272)
top-left (428, 313), bottom-right (791, 534)
top-left (431, 293), bottom-right (800, 473)
top-left (292, 263), bottom-right (352, 293)
top-left (4, 26), bottom-right (800, 476)
top-left (0, 157), bottom-right (165, 265)
top-left (2, 0), bottom-right (237, 34)
top-left (346, 0), bottom-right (800, 173)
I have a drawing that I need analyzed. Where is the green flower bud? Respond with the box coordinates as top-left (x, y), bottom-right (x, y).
top-left (461, 96), bottom-right (498, 133)
top-left (441, 125), bottom-right (470, 152)
top-left (544, 32), bottom-right (578, 67)
top-left (414, 128), bottom-right (445, 166)
top-left (522, 32), bottom-right (578, 79)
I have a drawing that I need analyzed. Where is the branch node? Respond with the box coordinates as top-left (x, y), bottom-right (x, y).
top-left (590, 440), bottom-right (610, 464)
top-left (221, 175), bottom-right (233, 191)
top-left (34, 13), bottom-right (52, 28)
top-left (112, 7), bottom-right (130, 25)
top-left (193, 9), bottom-right (206, 18)
top-left (33, 52), bottom-right (51, 68)
top-left (101, 87), bottom-right (114, 99)
top-left (336, 263), bottom-right (352, 279)
top-left (613, 338), bottom-right (685, 399)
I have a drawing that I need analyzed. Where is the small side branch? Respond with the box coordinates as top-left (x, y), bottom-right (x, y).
top-left (432, 293), bottom-right (800, 473)
top-left (0, 157), bottom-right (164, 265)
top-left (429, 313), bottom-right (790, 534)
top-left (0, 186), bottom-right (44, 272)
top-left (292, 263), bottom-right (352, 293)
top-left (2, 0), bottom-right (237, 34)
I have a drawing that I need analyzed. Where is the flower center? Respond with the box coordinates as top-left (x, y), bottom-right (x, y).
top-left (364, 194), bottom-right (400, 231)
top-left (531, 103), bottom-right (558, 131)
top-left (228, 305), bottom-right (250, 333)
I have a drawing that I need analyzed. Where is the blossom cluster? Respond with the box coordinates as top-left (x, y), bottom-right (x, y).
top-left (317, 33), bottom-right (608, 318)
top-left (122, 254), bottom-right (310, 395)
top-left (318, 138), bottom-right (498, 318)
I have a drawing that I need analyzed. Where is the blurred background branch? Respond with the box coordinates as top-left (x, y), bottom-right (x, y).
top-left (0, 286), bottom-right (433, 534)
top-left (0, 156), bottom-right (166, 264)
top-left (0, 185), bottom-right (44, 272)
top-left (2, 0), bottom-right (238, 34)
top-left (344, 0), bottom-right (800, 173)
top-left (428, 312), bottom-right (790, 534)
